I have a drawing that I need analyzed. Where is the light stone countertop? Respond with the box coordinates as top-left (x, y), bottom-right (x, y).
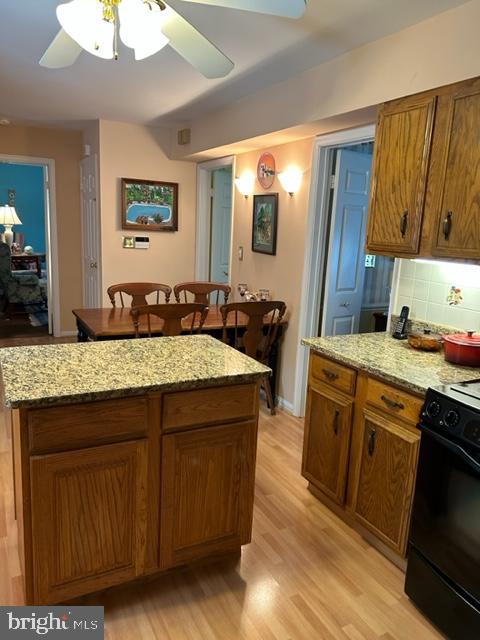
top-left (302, 333), bottom-right (480, 396)
top-left (0, 335), bottom-right (270, 409)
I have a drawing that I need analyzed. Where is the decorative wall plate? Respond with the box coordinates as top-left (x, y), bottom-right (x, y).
top-left (257, 152), bottom-right (276, 190)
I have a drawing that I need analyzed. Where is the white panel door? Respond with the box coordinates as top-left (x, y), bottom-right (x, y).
top-left (80, 155), bottom-right (101, 307)
top-left (209, 167), bottom-right (232, 283)
top-left (323, 150), bottom-right (372, 336)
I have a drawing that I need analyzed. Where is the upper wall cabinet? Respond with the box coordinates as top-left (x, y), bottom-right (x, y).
top-left (367, 94), bottom-right (436, 255)
top-left (428, 82), bottom-right (480, 259)
top-left (366, 75), bottom-right (480, 261)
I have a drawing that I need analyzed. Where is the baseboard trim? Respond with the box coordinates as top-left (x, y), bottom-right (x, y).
top-left (58, 330), bottom-right (77, 337)
top-left (277, 396), bottom-right (296, 415)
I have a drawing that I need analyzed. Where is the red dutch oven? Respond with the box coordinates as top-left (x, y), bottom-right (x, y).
top-left (443, 331), bottom-right (480, 367)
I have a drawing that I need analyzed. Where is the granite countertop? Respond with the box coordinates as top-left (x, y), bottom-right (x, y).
top-left (0, 335), bottom-right (270, 409)
top-left (302, 332), bottom-right (480, 395)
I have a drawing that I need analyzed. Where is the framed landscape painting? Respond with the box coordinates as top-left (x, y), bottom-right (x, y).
top-left (252, 193), bottom-right (278, 255)
top-left (121, 178), bottom-right (178, 232)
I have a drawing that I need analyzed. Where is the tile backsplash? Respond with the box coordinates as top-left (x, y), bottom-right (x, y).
top-left (393, 259), bottom-right (480, 331)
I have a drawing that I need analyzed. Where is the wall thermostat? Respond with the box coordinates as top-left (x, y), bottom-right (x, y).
top-left (135, 236), bottom-right (150, 249)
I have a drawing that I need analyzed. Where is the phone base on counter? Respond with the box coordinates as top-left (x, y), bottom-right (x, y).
top-left (392, 332), bottom-right (408, 340)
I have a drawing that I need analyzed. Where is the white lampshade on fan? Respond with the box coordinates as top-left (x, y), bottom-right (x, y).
top-left (119, 0), bottom-right (170, 60)
top-left (57, 0), bottom-right (115, 60)
top-left (0, 205), bottom-right (22, 248)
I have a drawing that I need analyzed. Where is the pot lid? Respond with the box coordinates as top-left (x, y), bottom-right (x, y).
top-left (443, 331), bottom-right (480, 347)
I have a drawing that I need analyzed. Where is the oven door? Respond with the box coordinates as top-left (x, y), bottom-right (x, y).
top-left (409, 424), bottom-right (480, 605)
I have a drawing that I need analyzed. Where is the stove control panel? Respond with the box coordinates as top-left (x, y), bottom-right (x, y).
top-left (421, 388), bottom-right (480, 451)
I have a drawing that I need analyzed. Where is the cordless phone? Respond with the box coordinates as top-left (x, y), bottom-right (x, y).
top-left (392, 305), bottom-right (409, 340)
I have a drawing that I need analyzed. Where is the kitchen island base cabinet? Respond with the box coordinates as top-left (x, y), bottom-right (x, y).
top-left (160, 421), bottom-right (256, 570)
top-left (12, 382), bottom-right (261, 605)
top-left (30, 440), bottom-right (148, 605)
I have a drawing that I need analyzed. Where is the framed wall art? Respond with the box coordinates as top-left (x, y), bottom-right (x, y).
top-left (252, 193), bottom-right (278, 255)
top-left (121, 178), bottom-right (178, 232)
top-left (257, 152), bottom-right (276, 190)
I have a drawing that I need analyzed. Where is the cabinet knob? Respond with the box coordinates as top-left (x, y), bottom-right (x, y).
top-left (333, 409), bottom-right (340, 435)
top-left (400, 210), bottom-right (409, 238)
top-left (381, 394), bottom-right (405, 411)
top-left (322, 368), bottom-right (339, 382)
top-left (367, 427), bottom-right (377, 456)
top-left (443, 211), bottom-right (453, 241)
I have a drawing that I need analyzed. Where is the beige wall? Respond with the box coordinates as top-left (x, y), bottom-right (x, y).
top-left (172, 0), bottom-right (480, 158)
top-left (231, 138), bottom-right (315, 409)
top-left (98, 121), bottom-right (197, 302)
top-left (0, 124), bottom-right (83, 333)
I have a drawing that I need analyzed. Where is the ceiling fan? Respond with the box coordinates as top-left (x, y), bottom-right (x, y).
top-left (39, 0), bottom-right (307, 79)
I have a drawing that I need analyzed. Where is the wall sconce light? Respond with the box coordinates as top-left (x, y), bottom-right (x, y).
top-left (278, 166), bottom-right (303, 196)
top-left (234, 172), bottom-right (255, 198)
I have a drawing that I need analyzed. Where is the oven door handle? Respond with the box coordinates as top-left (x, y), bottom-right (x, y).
top-left (419, 423), bottom-right (480, 474)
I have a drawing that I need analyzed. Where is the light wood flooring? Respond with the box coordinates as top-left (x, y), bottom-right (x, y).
top-left (0, 336), bottom-right (443, 639)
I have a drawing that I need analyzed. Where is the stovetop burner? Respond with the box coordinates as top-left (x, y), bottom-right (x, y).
top-left (450, 379), bottom-right (480, 402)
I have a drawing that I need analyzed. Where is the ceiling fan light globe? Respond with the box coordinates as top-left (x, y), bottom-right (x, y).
top-left (119, 0), bottom-right (170, 60)
top-left (56, 0), bottom-right (114, 60)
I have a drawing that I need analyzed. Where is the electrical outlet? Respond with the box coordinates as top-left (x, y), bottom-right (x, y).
top-left (238, 246), bottom-right (244, 261)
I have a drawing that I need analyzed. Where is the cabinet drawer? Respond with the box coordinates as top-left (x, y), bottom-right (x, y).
top-left (310, 354), bottom-right (356, 396)
top-left (28, 397), bottom-right (148, 454)
top-left (162, 384), bottom-right (257, 432)
top-left (366, 378), bottom-right (423, 426)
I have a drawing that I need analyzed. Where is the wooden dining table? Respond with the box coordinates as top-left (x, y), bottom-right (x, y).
top-left (72, 305), bottom-right (287, 403)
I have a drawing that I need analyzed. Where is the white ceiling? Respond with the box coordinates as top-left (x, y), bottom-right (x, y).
top-left (0, 0), bottom-right (470, 128)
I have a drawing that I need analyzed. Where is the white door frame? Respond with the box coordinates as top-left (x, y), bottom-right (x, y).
top-left (293, 125), bottom-right (376, 417)
top-left (195, 156), bottom-right (235, 281)
top-left (80, 154), bottom-right (102, 307)
top-left (0, 153), bottom-right (60, 336)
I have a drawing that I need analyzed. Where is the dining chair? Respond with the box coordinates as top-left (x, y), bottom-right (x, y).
top-left (131, 302), bottom-right (209, 337)
top-left (174, 281), bottom-right (231, 305)
top-left (107, 282), bottom-right (172, 308)
top-left (220, 300), bottom-right (287, 415)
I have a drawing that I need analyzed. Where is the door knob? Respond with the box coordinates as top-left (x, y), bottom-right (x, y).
top-left (340, 302), bottom-right (350, 308)
top-left (90, 261), bottom-right (97, 269)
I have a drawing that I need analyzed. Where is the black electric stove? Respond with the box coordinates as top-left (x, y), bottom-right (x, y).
top-left (405, 379), bottom-right (480, 640)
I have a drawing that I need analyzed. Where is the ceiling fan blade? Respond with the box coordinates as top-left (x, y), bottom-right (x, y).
top-left (39, 28), bottom-right (83, 68)
top-left (161, 6), bottom-right (234, 78)
top-left (178, 0), bottom-right (306, 18)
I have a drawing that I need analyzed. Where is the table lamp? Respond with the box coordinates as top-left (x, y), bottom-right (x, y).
top-left (0, 205), bottom-right (22, 248)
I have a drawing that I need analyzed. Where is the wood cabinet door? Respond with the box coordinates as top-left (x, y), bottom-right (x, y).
top-left (366, 94), bottom-right (436, 255)
top-left (302, 385), bottom-right (354, 505)
top-left (30, 440), bottom-right (148, 604)
top-left (160, 421), bottom-right (256, 569)
top-left (352, 410), bottom-right (419, 555)
top-left (430, 82), bottom-right (480, 258)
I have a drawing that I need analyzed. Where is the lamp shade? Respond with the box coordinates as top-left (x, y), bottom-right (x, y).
top-left (0, 205), bottom-right (22, 225)
top-left (278, 166), bottom-right (303, 195)
top-left (119, 0), bottom-right (170, 61)
top-left (57, 0), bottom-right (115, 60)
top-left (235, 172), bottom-right (255, 198)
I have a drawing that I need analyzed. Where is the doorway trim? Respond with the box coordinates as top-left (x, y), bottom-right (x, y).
top-left (293, 125), bottom-right (376, 417)
top-left (0, 153), bottom-right (60, 336)
top-left (196, 155), bottom-right (235, 281)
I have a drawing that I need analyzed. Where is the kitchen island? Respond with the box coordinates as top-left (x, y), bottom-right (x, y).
top-left (0, 335), bottom-right (270, 605)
